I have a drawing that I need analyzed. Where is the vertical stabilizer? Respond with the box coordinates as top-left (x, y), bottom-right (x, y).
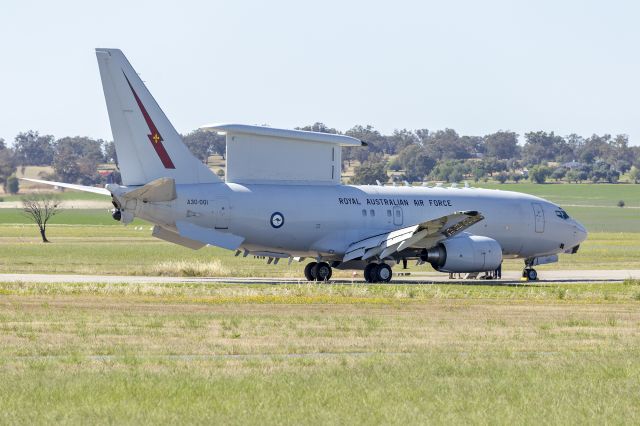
top-left (96, 48), bottom-right (220, 186)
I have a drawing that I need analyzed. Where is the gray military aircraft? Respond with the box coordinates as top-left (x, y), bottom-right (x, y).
top-left (25, 49), bottom-right (588, 283)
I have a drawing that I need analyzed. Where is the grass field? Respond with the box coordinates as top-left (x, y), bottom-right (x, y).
top-left (1, 281), bottom-right (640, 424)
top-left (475, 182), bottom-right (640, 208)
top-left (1, 183), bottom-right (639, 423)
top-left (0, 225), bottom-right (639, 275)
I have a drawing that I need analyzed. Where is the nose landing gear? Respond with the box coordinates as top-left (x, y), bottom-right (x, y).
top-left (522, 268), bottom-right (538, 281)
top-left (522, 258), bottom-right (539, 281)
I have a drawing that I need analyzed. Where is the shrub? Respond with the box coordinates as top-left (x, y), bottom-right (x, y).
top-left (617, 200), bottom-right (625, 208)
top-left (529, 165), bottom-right (552, 184)
top-left (6, 175), bottom-right (19, 194)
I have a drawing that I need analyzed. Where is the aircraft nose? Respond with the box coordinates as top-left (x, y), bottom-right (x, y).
top-left (571, 220), bottom-right (588, 244)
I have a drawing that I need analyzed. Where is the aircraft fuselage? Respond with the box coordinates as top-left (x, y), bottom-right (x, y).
top-left (137, 183), bottom-right (587, 261)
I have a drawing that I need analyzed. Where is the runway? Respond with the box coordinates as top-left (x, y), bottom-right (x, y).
top-left (1, 270), bottom-right (638, 285)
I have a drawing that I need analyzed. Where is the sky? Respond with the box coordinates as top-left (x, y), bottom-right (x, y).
top-left (1, 0), bottom-right (639, 145)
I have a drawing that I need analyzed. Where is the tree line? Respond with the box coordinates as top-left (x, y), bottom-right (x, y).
top-left (0, 129), bottom-right (225, 193)
top-left (297, 123), bottom-right (640, 185)
top-left (1, 124), bottom-right (639, 193)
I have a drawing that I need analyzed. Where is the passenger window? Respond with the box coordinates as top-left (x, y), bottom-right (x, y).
top-left (362, 209), bottom-right (367, 216)
top-left (370, 209), bottom-right (375, 217)
top-left (387, 210), bottom-right (392, 217)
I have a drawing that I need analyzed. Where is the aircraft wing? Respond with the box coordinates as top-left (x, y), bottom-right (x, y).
top-left (342, 211), bottom-right (484, 262)
top-left (19, 178), bottom-right (112, 196)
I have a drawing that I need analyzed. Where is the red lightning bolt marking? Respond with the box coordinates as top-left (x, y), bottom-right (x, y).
top-left (123, 72), bottom-right (175, 169)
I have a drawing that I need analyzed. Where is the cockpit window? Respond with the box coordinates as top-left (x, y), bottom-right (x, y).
top-left (555, 209), bottom-right (570, 220)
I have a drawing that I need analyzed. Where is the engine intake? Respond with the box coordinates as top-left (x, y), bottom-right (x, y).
top-left (421, 235), bottom-right (502, 273)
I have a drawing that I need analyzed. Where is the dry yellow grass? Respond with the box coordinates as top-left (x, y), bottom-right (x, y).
top-left (150, 259), bottom-right (231, 277)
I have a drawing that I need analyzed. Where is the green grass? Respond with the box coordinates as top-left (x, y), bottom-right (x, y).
top-left (1, 282), bottom-right (640, 424)
top-left (1, 183), bottom-right (638, 423)
top-left (0, 209), bottom-right (145, 226)
top-left (560, 206), bottom-right (640, 233)
top-left (0, 190), bottom-right (108, 202)
top-left (475, 182), bottom-right (640, 208)
top-left (475, 183), bottom-right (640, 232)
top-left (1, 280), bottom-right (640, 303)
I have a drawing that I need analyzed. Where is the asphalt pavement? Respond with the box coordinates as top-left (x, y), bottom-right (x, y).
top-left (0, 270), bottom-right (637, 285)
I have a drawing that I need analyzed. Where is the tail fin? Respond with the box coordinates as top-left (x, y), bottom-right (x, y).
top-left (95, 48), bottom-right (220, 186)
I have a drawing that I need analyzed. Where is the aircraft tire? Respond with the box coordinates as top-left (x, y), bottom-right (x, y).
top-left (375, 263), bottom-right (393, 283)
top-left (304, 262), bottom-right (317, 281)
top-left (525, 268), bottom-right (538, 281)
top-left (364, 263), bottom-right (378, 283)
top-left (313, 262), bottom-right (332, 281)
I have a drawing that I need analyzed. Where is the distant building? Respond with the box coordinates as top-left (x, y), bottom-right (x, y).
top-left (562, 161), bottom-right (584, 169)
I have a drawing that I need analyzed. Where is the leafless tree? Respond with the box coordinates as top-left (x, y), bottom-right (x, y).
top-left (22, 195), bottom-right (62, 243)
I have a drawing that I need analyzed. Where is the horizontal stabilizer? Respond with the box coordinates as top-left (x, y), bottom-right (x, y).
top-left (19, 178), bottom-right (111, 196)
top-left (175, 221), bottom-right (244, 250)
top-left (123, 178), bottom-right (176, 202)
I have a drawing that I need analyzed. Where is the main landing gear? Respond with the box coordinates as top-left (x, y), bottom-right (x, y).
top-left (364, 263), bottom-right (393, 283)
top-left (304, 261), bottom-right (332, 282)
top-left (303, 261), bottom-right (393, 283)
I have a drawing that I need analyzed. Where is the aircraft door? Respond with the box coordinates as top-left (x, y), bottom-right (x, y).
top-left (532, 202), bottom-right (545, 233)
top-left (393, 206), bottom-right (403, 226)
top-left (211, 197), bottom-right (230, 229)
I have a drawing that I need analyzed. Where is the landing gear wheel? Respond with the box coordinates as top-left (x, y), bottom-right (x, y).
top-left (375, 263), bottom-right (393, 283)
top-left (523, 268), bottom-right (538, 281)
top-left (304, 262), bottom-right (317, 281)
top-left (364, 263), bottom-right (379, 283)
top-left (313, 262), bottom-right (332, 282)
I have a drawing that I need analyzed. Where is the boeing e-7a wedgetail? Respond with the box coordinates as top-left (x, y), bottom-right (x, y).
top-left (25, 49), bottom-right (588, 283)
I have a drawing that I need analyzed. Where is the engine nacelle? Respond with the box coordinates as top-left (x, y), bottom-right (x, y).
top-left (421, 235), bottom-right (502, 273)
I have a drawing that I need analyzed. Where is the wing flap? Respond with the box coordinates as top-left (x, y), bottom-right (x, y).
top-left (343, 210), bottom-right (483, 262)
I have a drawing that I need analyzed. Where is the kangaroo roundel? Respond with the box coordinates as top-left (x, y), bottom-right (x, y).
top-left (270, 212), bottom-right (284, 228)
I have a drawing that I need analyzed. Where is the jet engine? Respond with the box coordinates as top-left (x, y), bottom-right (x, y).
top-left (421, 234), bottom-right (502, 273)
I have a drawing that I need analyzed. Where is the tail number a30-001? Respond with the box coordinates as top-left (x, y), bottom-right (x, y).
top-left (186, 199), bottom-right (208, 206)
